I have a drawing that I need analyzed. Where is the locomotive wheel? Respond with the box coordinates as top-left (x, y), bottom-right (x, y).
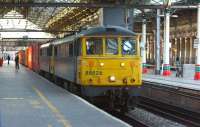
top-left (67, 82), bottom-right (73, 92)
top-left (63, 82), bottom-right (69, 90)
top-left (108, 90), bottom-right (114, 110)
top-left (119, 97), bottom-right (128, 114)
top-left (119, 88), bottom-right (130, 113)
top-left (44, 73), bottom-right (49, 79)
top-left (54, 77), bottom-right (63, 87)
top-left (131, 96), bottom-right (138, 110)
top-left (76, 85), bottom-right (82, 96)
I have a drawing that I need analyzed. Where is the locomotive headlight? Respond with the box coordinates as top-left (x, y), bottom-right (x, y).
top-left (100, 62), bottom-right (104, 67)
top-left (120, 62), bottom-right (125, 67)
top-left (109, 76), bottom-right (116, 82)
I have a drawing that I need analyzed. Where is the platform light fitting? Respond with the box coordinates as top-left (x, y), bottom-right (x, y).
top-left (159, 15), bottom-right (178, 18)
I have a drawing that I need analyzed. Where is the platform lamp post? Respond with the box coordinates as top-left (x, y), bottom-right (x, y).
top-left (194, 3), bottom-right (200, 80)
top-left (162, 0), bottom-right (171, 76)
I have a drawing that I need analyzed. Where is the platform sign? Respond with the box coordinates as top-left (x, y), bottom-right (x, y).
top-left (194, 39), bottom-right (199, 48)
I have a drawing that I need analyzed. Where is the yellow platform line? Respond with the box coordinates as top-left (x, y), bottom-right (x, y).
top-left (32, 86), bottom-right (71, 127)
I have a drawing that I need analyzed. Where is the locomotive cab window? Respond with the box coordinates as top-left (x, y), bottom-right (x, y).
top-left (86, 38), bottom-right (103, 55)
top-left (121, 38), bottom-right (137, 55)
top-left (105, 38), bottom-right (118, 55)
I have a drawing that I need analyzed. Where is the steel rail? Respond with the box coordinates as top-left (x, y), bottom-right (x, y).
top-left (138, 96), bottom-right (200, 127)
top-left (142, 81), bottom-right (200, 100)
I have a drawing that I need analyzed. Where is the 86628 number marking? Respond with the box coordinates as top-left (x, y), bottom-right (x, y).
top-left (85, 71), bottom-right (103, 75)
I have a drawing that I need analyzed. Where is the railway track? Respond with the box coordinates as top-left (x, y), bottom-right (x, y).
top-left (138, 96), bottom-right (200, 127)
top-left (106, 109), bottom-right (149, 127)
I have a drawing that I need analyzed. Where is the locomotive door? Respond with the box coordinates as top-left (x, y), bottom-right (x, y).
top-left (74, 38), bottom-right (81, 82)
top-left (49, 45), bottom-right (55, 74)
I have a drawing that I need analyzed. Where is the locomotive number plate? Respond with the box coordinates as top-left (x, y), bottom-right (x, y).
top-left (85, 71), bottom-right (103, 75)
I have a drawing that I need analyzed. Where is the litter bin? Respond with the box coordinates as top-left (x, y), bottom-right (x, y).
top-left (0, 58), bottom-right (3, 67)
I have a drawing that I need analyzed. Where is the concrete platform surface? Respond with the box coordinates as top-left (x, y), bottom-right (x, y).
top-left (0, 61), bottom-right (130, 127)
top-left (143, 69), bottom-right (200, 91)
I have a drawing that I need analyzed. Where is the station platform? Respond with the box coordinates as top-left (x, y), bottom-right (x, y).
top-left (143, 69), bottom-right (200, 91)
top-left (0, 61), bottom-right (130, 127)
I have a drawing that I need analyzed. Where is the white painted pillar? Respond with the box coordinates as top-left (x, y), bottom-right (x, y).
top-left (194, 3), bottom-right (200, 80)
top-left (142, 18), bottom-right (147, 64)
top-left (175, 38), bottom-right (177, 60)
top-left (164, 12), bottom-right (170, 65)
top-left (155, 9), bottom-right (161, 75)
top-left (141, 18), bottom-right (147, 73)
top-left (197, 4), bottom-right (200, 65)
top-left (179, 37), bottom-right (182, 59)
top-left (163, 9), bottom-right (171, 76)
top-left (184, 38), bottom-right (187, 64)
top-left (189, 37), bottom-right (193, 64)
top-left (146, 35), bottom-right (149, 60)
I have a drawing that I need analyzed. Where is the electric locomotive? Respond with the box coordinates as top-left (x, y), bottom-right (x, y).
top-left (40, 26), bottom-right (142, 110)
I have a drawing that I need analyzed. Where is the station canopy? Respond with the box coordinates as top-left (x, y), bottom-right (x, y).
top-left (0, 10), bottom-right (54, 40)
top-left (0, 0), bottom-right (197, 44)
top-left (0, 0), bottom-right (193, 36)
